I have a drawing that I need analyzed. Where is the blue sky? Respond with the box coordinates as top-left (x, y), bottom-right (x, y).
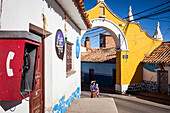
top-left (81, 0), bottom-right (170, 48)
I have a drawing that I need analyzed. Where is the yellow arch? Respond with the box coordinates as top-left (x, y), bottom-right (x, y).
top-left (86, 2), bottom-right (162, 92)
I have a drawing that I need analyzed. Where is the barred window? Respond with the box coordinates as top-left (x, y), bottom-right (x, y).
top-left (66, 42), bottom-right (72, 72)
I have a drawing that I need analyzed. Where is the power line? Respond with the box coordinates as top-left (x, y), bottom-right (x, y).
top-left (141, 15), bottom-right (170, 22)
top-left (148, 16), bottom-right (170, 19)
top-left (83, 31), bottom-right (108, 39)
top-left (163, 28), bottom-right (170, 36)
top-left (83, 29), bottom-right (107, 36)
top-left (86, 27), bottom-right (100, 32)
top-left (124, 1), bottom-right (170, 19)
top-left (132, 9), bottom-right (170, 21)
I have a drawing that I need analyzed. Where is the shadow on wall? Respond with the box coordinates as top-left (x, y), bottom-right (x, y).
top-left (0, 101), bottom-right (22, 111)
top-left (43, 0), bottom-right (81, 35)
top-left (127, 62), bottom-right (143, 93)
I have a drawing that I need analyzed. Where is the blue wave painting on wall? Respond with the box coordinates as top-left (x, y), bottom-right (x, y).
top-left (53, 87), bottom-right (80, 113)
top-left (143, 64), bottom-right (160, 72)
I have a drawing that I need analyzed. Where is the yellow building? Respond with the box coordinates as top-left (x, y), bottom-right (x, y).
top-left (86, 0), bottom-right (163, 93)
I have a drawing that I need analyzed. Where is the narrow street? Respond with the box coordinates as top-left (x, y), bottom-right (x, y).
top-left (115, 98), bottom-right (170, 113)
top-left (78, 91), bottom-right (170, 113)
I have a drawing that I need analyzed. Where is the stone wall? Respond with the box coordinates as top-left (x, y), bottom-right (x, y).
top-left (127, 83), bottom-right (144, 92)
top-left (143, 80), bottom-right (158, 93)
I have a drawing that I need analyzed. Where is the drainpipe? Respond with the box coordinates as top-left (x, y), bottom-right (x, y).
top-left (0, 0), bottom-right (3, 29)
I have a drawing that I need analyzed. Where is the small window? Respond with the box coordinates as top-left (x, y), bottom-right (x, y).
top-left (66, 42), bottom-right (76, 77)
top-left (66, 42), bottom-right (72, 72)
top-left (100, 7), bottom-right (105, 15)
top-left (100, 38), bottom-right (103, 44)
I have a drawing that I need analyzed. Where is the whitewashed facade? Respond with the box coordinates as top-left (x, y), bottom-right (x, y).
top-left (0, 0), bottom-right (89, 113)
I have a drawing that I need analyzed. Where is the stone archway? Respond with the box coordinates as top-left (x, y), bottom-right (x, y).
top-left (90, 18), bottom-right (129, 51)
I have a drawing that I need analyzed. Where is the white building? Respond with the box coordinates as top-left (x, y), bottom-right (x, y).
top-left (0, 0), bottom-right (91, 113)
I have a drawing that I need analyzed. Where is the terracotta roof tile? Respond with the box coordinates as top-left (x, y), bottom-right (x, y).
top-left (76, 0), bottom-right (92, 28)
top-left (81, 47), bottom-right (116, 62)
top-left (143, 41), bottom-right (170, 64)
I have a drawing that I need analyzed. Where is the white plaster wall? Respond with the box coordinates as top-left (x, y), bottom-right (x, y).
top-left (143, 65), bottom-right (170, 83)
top-left (143, 68), bottom-right (157, 82)
top-left (50, 9), bottom-right (81, 105)
top-left (0, 0), bottom-right (81, 113)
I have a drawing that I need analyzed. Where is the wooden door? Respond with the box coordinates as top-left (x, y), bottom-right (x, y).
top-left (89, 69), bottom-right (94, 82)
top-left (158, 71), bottom-right (168, 94)
top-left (30, 43), bottom-right (44, 113)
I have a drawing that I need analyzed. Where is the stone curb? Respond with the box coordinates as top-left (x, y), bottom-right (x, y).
top-left (100, 93), bottom-right (170, 110)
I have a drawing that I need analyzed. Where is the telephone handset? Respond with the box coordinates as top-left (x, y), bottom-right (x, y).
top-left (21, 48), bottom-right (31, 92)
top-left (23, 49), bottom-right (31, 73)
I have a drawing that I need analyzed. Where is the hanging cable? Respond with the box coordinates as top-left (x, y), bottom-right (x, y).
top-left (124, 1), bottom-right (170, 19)
top-left (20, 78), bottom-right (31, 101)
top-left (84, 29), bottom-right (107, 35)
top-left (86, 27), bottom-right (100, 32)
top-left (132, 9), bottom-right (170, 21)
top-left (82, 31), bottom-right (108, 39)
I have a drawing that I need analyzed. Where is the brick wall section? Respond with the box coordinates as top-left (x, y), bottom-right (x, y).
top-left (100, 33), bottom-right (116, 48)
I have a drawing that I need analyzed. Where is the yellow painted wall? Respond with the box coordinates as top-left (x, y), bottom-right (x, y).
top-left (87, 2), bottom-right (162, 85)
top-left (116, 51), bottom-right (121, 85)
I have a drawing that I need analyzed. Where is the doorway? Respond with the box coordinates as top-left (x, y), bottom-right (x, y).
top-left (29, 42), bottom-right (44, 113)
top-left (89, 69), bottom-right (94, 82)
top-left (158, 71), bottom-right (168, 94)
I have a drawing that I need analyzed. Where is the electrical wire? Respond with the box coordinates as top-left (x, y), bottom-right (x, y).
top-left (148, 16), bottom-right (170, 19)
top-left (83, 30), bottom-right (106, 36)
top-left (132, 9), bottom-right (170, 21)
top-left (20, 79), bottom-right (31, 101)
top-left (134, 6), bottom-right (170, 22)
top-left (163, 29), bottom-right (170, 36)
top-left (10, 107), bottom-right (16, 112)
top-left (124, 1), bottom-right (170, 19)
top-left (86, 27), bottom-right (100, 32)
top-left (83, 31), bottom-right (108, 38)
top-left (83, 29), bottom-right (107, 36)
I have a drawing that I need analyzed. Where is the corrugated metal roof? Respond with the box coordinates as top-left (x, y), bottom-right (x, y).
top-left (81, 47), bottom-right (116, 62)
top-left (143, 42), bottom-right (170, 64)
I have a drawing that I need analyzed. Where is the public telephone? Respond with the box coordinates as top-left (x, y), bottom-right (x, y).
top-left (0, 31), bottom-right (41, 101)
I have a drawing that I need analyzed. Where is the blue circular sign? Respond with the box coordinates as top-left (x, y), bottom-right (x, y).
top-left (76, 37), bottom-right (80, 58)
top-left (55, 29), bottom-right (65, 60)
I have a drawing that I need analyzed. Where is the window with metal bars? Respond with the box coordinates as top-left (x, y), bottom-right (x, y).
top-left (66, 42), bottom-right (72, 72)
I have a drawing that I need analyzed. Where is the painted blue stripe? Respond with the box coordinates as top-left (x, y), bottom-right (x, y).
top-left (143, 64), bottom-right (160, 72)
top-left (52, 87), bottom-right (80, 113)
